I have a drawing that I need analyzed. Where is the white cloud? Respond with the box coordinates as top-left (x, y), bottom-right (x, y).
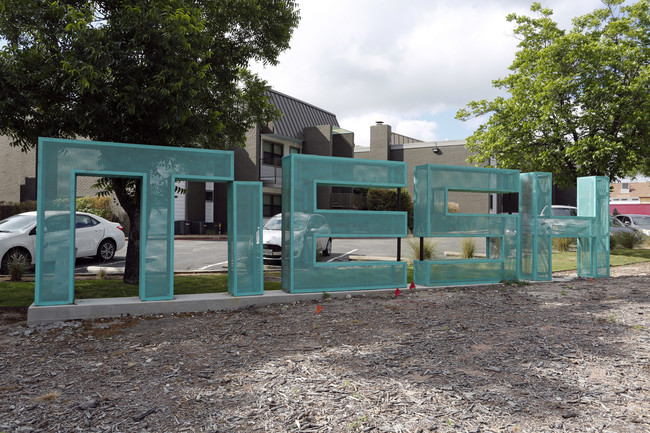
top-left (252, 0), bottom-right (615, 146)
top-left (394, 119), bottom-right (439, 142)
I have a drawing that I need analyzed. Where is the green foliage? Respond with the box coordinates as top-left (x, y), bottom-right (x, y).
top-left (460, 238), bottom-right (476, 258)
top-left (552, 237), bottom-right (575, 252)
top-left (457, 1), bottom-right (650, 188)
top-left (0, 201), bottom-right (37, 220)
top-left (76, 196), bottom-right (114, 220)
top-left (0, 0), bottom-right (299, 150)
top-left (501, 279), bottom-right (530, 287)
top-left (0, 0), bottom-right (299, 283)
top-left (407, 237), bottom-right (438, 260)
top-left (366, 188), bottom-right (414, 231)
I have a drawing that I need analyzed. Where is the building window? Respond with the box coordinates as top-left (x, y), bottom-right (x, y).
top-left (621, 182), bottom-right (629, 193)
top-left (263, 194), bottom-right (282, 217)
top-left (263, 142), bottom-right (283, 166)
top-left (289, 147), bottom-right (301, 154)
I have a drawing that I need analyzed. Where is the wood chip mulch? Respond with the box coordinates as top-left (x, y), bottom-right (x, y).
top-left (1, 264), bottom-right (649, 432)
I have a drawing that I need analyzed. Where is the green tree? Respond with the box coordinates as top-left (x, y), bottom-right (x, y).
top-left (0, 0), bottom-right (299, 283)
top-left (456, 1), bottom-right (650, 188)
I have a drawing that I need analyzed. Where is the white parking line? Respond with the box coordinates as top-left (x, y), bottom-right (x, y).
top-left (327, 249), bottom-right (357, 262)
top-left (75, 259), bottom-right (125, 272)
top-left (199, 261), bottom-right (228, 270)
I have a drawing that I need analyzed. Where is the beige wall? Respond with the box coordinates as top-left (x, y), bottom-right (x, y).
top-left (0, 136), bottom-right (35, 203)
top-left (393, 143), bottom-right (490, 215)
top-left (355, 127), bottom-right (490, 215)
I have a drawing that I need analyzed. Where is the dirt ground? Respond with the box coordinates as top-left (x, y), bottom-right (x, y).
top-left (1, 264), bottom-right (649, 433)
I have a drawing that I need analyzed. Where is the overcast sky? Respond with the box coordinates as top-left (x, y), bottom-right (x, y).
top-left (251, 0), bottom-right (618, 147)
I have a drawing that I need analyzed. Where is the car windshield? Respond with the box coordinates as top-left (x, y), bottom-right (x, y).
top-left (0, 214), bottom-right (36, 232)
top-left (611, 218), bottom-right (625, 227)
top-left (631, 216), bottom-right (650, 225)
top-left (263, 215), bottom-right (308, 231)
top-left (264, 217), bottom-right (282, 230)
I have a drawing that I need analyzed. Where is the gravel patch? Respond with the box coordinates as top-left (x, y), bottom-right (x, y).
top-left (1, 265), bottom-right (649, 432)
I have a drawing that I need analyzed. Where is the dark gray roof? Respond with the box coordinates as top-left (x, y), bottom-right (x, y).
top-left (266, 89), bottom-right (339, 139)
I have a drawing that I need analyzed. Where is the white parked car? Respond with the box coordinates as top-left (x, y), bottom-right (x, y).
top-left (262, 213), bottom-right (332, 261)
top-left (550, 205), bottom-right (578, 217)
top-left (0, 211), bottom-right (125, 274)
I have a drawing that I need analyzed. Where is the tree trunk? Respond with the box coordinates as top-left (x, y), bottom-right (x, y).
top-left (111, 178), bottom-right (141, 285)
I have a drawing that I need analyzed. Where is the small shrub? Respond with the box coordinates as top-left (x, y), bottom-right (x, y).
top-left (407, 237), bottom-right (438, 260)
top-left (0, 200), bottom-right (37, 220)
top-left (552, 237), bottom-right (575, 252)
top-left (76, 196), bottom-right (114, 220)
top-left (612, 231), bottom-right (646, 249)
top-left (501, 279), bottom-right (530, 287)
top-left (460, 238), bottom-right (476, 258)
top-left (366, 188), bottom-right (414, 231)
top-left (448, 202), bottom-right (459, 213)
top-left (96, 268), bottom-right (108, 280)
top-left (8, 252), bottom-right (30, 282)
top-left (610, 234), bottom-right (617, 249)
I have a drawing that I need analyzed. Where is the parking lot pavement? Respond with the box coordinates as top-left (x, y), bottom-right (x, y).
top-left (72, 236), bottom-right (489, 274)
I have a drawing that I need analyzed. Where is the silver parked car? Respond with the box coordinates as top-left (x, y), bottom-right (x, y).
top-left (546, 206), bottom-right (637, 236)
top-left (614, 214), bottom-right (650, 236)
top-left (262, 213), bottom-right (332, 262)
top-left (0, 211), bottom-right (126, 274)
top-left (610, 216), bottom-right (641, 235)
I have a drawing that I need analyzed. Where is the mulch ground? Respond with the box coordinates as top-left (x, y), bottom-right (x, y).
top-left (1, 265), bottom-right (649, 432)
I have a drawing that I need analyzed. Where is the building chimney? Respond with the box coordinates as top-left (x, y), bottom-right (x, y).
top-left (369, 122), bottom-right (391, 160)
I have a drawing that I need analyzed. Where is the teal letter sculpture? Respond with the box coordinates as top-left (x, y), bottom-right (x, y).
top-left (413, 164), bottom-right (521, 286)
top-left (281, 154), bottom-right (408, 293)
top-left (35, 137), bottom-right (262, 305)
top-left (227, 181), bottom-right (263, 296)
top-left (519, 173), bottom-right (609, 280)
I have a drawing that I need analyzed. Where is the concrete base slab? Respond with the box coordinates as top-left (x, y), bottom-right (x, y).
top-left (27, 288), bottom-right (399, 324)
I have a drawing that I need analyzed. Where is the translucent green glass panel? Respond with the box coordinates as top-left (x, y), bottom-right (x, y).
top-left (519, 172), bottom-right (553, 280)
top-left (227, 182), bottom-right (263, 296)
top-left (35, 137), bottom-right (260, 305)
top-left (576, 177), bottom-right (610, 277)
top-left (413, 165), bottom-right (520, 286)
top-left (519, 173), bottom-right (609, 280)
top-left (281, 154), bottom-right (407, 293)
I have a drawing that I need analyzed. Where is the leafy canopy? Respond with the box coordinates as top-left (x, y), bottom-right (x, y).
top-left (0, 0), bottom-right (299, 284)
top-left (456, 0), bottom-right (650, 188)
top-left (0, 0), bottom-right (300, 150)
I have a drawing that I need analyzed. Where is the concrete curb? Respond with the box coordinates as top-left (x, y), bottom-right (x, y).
top-left (26, 288), bottom-right (400, 324)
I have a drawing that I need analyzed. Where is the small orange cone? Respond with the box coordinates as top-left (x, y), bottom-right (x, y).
top-left (315, 305), bottom-right (323, 314)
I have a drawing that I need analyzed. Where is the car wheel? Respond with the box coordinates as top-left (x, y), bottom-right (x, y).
top-left (1, 248), bottom-right (32, 275)
top-left (322, 238), bottom-right (332, 256)
top-left (97, 239), bottom-right (116, 261)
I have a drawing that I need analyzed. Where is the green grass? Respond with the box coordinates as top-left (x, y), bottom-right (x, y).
top-left (552, 249), bottom-right (650, 272)
top-left (2, 250), bottom-right (649, 307)
top-left (0, 281), bottom-right (35, 306)
top-left (0, 274), bottom-right (283, 307)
